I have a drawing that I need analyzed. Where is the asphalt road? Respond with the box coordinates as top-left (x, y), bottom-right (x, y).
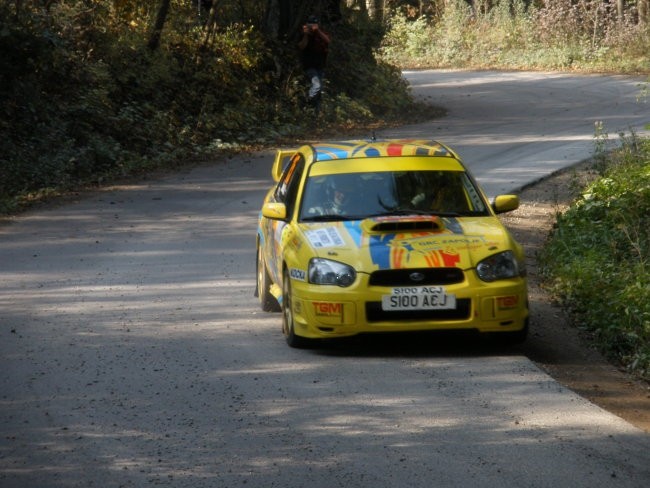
top-left (396, 70), bottom-right (650, 197)
top-left (1, 71), bottom-right (649, 488)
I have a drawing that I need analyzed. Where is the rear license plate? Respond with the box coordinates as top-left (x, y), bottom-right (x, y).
top-left (381, 286), bottom-right (456, 311)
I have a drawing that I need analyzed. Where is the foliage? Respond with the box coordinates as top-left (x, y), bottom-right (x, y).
top-left (0, 1), bottom-right (418, 213)
top-left (379, 0), bottom-right (650, 72)
top-left (324, 14), bottom-right (413, 121)
top-left (539, 133), bottom-right (650, 379)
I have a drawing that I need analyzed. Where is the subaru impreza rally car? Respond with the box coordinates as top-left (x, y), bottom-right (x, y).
top-left (255, 139), bottom-right (528, 347)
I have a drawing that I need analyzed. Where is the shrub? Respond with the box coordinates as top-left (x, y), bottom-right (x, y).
top-left (540, 135), bottom-right (650, 379)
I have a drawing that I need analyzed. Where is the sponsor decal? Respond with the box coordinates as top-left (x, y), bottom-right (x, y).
top-left (289, 268), bottom-right (306, 281)
top-left (313, 301), bottom-right (343, 317)
top-left (306, 227), bottom-right (345, 248)
top-left (369, 232), bottom-right (464, 269)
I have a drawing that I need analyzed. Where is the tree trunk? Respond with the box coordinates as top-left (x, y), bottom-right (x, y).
top-left (366, 0), bottom-right (383, 20)
top-left (345, 0), bottom-right (366, 12)
top-left (639, 0), bottom-right (649, 25)
top-left (616, 0), bottom-right (624, 23)
top-left (201, 3), bottom-right (220, 49)
top-left (147, 0), bottom-right (171, 51)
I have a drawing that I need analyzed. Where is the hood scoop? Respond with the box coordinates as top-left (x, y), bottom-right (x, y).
top-left (363, 215), bottom-right (445, 233)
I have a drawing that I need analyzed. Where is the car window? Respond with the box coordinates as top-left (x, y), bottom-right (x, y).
top-left (299, 170), bottom-right (488, 220)
top-left (275, 153), bottom-right (305, 216)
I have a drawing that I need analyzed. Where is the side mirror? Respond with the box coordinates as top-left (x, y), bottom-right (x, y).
top-left (262, 202), bottom-right (287, 220)
top-left (492, 195), bottom-right (520, 214)
top-left (271, 149), bottom-right (298, 182)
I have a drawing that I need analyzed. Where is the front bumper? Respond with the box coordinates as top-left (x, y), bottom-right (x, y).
top-left (288, 271), bottom-right (528, 339)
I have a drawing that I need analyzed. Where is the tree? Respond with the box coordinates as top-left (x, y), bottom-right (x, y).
top-left (264, 0), bottom-right (342, 39)
top-left (148, 0), bottom-right (171, 50)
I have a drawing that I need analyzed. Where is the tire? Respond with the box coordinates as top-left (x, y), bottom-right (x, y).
top-left (256, 244), bottom-right (280, 312)
top-left (500, 318), bottom-right (529, 345)
top-left (282, 269), bottom-right (312, 348)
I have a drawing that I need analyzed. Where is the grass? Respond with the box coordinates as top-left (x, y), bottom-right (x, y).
top-left (379, 0), bottom-right (650, 74)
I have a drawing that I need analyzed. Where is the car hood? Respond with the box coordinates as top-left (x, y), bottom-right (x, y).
top-left (297, 215), bottom-right (513, 272)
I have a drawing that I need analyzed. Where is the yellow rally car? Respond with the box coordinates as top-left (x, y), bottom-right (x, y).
top-left (255, 139), bottom-right (528, 347)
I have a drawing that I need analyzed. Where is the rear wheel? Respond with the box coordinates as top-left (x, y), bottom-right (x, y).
top-left (282, 270), bottom-right (312, 348)
top-left (256, 244), bottom-right (280, 312)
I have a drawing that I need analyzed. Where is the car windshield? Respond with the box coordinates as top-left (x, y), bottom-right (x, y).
top-left (299, 170), bottom-right (488, 221)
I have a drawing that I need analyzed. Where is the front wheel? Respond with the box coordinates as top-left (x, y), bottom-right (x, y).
top-left (282, 270), bottom-right (312, 348)
top-left (499, 319), bottom-right (529, 345)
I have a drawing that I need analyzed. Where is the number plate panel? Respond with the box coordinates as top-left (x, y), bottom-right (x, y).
top-left (381, 286), bottom-right (456, 311)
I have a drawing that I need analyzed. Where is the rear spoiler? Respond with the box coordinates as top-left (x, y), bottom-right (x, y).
top-left (271, 149), bottom-right (298, 182)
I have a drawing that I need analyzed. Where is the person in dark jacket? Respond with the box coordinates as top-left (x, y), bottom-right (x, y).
top-left (298, 14), bottom-right (331, 114)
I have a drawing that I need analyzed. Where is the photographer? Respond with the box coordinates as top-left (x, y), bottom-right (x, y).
top-left (298, 15), bottom-right (330, 115)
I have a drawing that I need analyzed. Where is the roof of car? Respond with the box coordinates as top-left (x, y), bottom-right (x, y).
top-left (307, 139), bottom-right (457, 162)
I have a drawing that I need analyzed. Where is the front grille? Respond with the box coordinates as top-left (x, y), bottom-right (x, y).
top-left (368, 267), bottom-right (464, 287)
top-left (365, 299), bottom-right (471, 323)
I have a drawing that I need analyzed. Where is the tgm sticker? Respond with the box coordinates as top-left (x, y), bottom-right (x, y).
top-left (306, 227), bottom-right (344, 248)
top-left (289, 268), bottom-right (306, 281)
top-left (313, 301), bottom-right (343, 317)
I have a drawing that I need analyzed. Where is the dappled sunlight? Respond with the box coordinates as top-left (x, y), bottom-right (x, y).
top-left (213, 362), bottom-right (321, 377)
top-left (459, 133), bottom-right (593, 145)
top-left (309, 408), bottom-right (460, 436)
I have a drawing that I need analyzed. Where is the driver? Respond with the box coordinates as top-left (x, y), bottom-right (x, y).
top-left (303, 175), bottom-right (359, 217)
top-left (307, 176), bottom-right (356, 216)
top-left (328, 181), bottom-right (351, 214)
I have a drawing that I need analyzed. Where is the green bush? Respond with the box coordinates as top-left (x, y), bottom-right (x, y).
top-left (540, 135), bottom-right (650, 379)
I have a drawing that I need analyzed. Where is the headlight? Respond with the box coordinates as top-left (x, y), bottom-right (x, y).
top-left (476, 251), bottom-right (520, 282)
top-left (308, 258), bottom-right (356, 287)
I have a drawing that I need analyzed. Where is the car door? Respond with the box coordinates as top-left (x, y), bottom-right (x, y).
top-left (263, 152), bottom-right (306, 285)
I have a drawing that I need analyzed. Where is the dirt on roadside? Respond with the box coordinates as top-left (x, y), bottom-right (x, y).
top-left (500, 161), bottom-right (650, 433)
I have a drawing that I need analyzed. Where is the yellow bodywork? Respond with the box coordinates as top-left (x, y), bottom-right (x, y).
top-left (257, 140), bottom-right (529, 343)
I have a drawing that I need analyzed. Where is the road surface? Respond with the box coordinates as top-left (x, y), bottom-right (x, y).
top-left (396, 70), bottom-right (650, 197)
top-left (1, 71), bottom-right (649, 487)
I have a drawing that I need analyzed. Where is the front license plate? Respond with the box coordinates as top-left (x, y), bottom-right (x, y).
top-left (381, 286), bottom-right (456, 311)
